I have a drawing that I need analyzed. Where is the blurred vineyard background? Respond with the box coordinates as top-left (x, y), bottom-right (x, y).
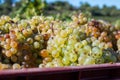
top-left (0, 0), bottom-right (120, 24)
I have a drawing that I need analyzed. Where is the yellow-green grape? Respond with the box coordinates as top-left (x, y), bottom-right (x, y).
top-left (74, 42), bottom-right (82, 51)
top-left (62, 57), bottom-right (70, 65)
top-left (10, 48), bottom-right (17, 54)
top-left (26, 28), bottom-right (33, 35)
top-left (66, 45), bottom-right (73, 50)
top-left (45, 62), bottom-right (53, 68)
top-left (39, 64), bottom-right (45, 68)
top-left (0, 19), bottom-right (5, 25)
top-left (98, 42), bottom-right (105, 49)
top-left (83, 45), bottom-right (91, 53)
top-left (92, 40), bottom-right (100, 47)
top-left (33, 41), bottom-right (40, 49)
top-left (78, 54), bottom-right (86, 65)
top-left (52, 58), bottom-right (63, 67)
top-left (63, 50), bottom-right (69, 57)
top-left (92, 47), bottom-right (102, 58)
top-left (83, 57), bottom-right (95, 65)
top-left (66, 27), bottom-right (73, 34)
top-left (51, 50), bottom-right (60, 58)
top-left (91, 37), bottom-right (97, 42)
top-left (20, 20), bottom-right (28, 28)
top-left (60, 30), bottom-right (68, 38)
top-left (12, 63), bottom-right (21, 69)
top-left (69, 53), bottom-right (77, 62)
top-left (70, 63), bottom-right (77, 66)
top-left (115, 20), bottom-right (120, 30)
top-left (78, 48), bottom-right (85, 55)
top-left (81, 40), bottom-right (88, 46)
top-left (83, 17), bottom-right (87, 23)
top-left (34, 35), bottom-right (41, 41)
top-left (27, 37), bottom-right (33, 44)
top-left (53, 62), bottom-right (64, 67)
top-left (68, 39), bottom-right (76, 45)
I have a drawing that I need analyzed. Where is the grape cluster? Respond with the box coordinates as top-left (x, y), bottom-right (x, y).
top-left (0, 16), bottom-right (55, 69)
top-left (0, 13), bottom-right (120, 70)
top-left (39, 14), bottom-right (118, 68)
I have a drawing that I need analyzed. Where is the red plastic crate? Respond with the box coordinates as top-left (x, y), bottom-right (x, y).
top-left (0, 63), bottom-right (120, 80)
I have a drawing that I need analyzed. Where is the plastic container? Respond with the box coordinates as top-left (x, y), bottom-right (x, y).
top-left (0, 63), bottom-right (120, 80)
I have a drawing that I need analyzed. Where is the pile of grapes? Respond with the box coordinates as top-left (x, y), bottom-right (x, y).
top-left (0, 13), bottom-right (120, 70)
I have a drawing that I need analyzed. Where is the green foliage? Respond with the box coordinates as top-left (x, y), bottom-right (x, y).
top-left (0, 0), bottom-right (13, 16)
top-left (12, 0), bottom-right (46, 19)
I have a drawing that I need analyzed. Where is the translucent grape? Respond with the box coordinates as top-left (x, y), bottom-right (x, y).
top-left (12, 63), bottom-right (21, 69)
top-left (33, 41), bottom-right (40, 49)
top-left (62, 57), bottom-right (70, 65)
top-left (69, 53), bottom-right (77, 62)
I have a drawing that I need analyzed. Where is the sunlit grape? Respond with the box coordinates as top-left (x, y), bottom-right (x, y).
top-left (33, 41), bottom-right (40, 49)
top-left (12, 63), bottom-right (21, 69)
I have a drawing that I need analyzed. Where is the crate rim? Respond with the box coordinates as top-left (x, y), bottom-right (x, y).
top-left (0, 63), bottom-right (120, 77)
